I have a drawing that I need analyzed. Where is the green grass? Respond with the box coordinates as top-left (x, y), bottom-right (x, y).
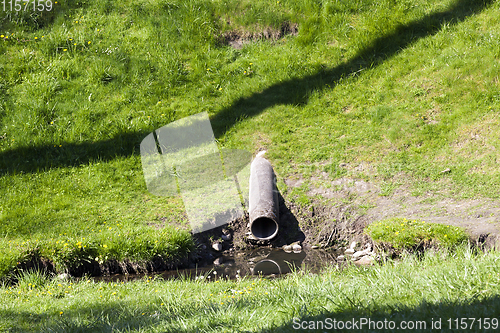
top-left (1, 0), bottom-right (500, 329)
top-left (1, 245), bottom-right (500, 332)
top-left (365, 217), bottom-right (469, 250)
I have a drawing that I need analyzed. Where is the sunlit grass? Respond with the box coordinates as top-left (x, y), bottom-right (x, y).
top-left (1, 3), bottom-right (500, 328)
top-left (365, 217), bottom-right (469, 250)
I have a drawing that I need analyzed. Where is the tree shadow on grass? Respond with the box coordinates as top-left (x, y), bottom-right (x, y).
top-left (261, 295), bottom-right (500, 332)
top-left (0, 131), bottom-right (149, 176)
top-left (210, 0), bottom-right (495, 137)
top-left (0, 0), bottom-right (494, 176)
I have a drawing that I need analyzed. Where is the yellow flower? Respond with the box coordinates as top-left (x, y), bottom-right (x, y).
top-left (63, 49), bottom-right (67, 51)
top-left (59, 311), bottom-right (63, 315)
top-left (103, 244), bottom-right (107, 248)
top-left (35, 37), bottom-right (38, 39)
top-left (0, 35), bottom-right (3, 38)
top-left (88, 41), bottom-right (91, 44)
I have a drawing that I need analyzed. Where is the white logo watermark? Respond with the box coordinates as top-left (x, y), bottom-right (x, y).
top-left (140, 112), bottom-right (252, 234)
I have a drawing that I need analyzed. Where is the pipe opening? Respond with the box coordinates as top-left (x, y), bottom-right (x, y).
top-left (251, 217), bottom-right (278, 240)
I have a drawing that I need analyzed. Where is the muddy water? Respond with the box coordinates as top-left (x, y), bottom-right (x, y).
top-left (94, 248), bottom-right (342, 283)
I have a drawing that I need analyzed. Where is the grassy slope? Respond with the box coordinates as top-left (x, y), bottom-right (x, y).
top-left (1, 0), bottom-right (500, 330)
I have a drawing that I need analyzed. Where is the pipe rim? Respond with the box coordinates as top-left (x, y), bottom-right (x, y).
top-left (250, 216), bottom-right (279, 240)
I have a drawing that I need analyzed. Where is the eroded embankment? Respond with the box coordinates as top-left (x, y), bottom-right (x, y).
top-left (6, 173), bottom-right (499, 282)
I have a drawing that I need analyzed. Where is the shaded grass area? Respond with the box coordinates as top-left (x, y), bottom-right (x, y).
top-left (1, 245), bottom-right (500, 332)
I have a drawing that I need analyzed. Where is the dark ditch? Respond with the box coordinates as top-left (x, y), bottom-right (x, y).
top-left (92, 247), bottom-right (342, 283)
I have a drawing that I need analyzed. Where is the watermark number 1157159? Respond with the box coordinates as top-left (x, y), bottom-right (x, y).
top-left (2, 0), bottom-right (53, 12)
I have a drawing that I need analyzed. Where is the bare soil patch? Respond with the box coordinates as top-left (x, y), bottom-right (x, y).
top-left (222, 22), bottom-right (298, 49)
top-left (282, 172), bottom-right (500, 250)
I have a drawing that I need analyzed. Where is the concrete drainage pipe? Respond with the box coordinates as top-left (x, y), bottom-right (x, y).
top-left (248, 156), bottom-right (279, 240)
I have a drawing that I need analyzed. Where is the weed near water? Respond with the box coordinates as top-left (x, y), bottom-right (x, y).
top-left (365, 217), bottom-right (469, 250)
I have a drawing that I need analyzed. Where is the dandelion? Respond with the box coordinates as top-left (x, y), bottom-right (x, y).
top-left (88, 41), bottom-right (91, 44)
top-left (74, 43), bottom-right (76, 46)
top-left (63, 49), bottom-right (67, 51)
top-left (35, 37), bottom-right (38, 39)
top-left (59, 311), bottom-right (63, 315)
top-left (0, 35), bottom-right (3, 38)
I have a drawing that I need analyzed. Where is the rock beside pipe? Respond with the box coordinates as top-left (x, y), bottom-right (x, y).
top-left (248, 156), bottom-right (279, 240)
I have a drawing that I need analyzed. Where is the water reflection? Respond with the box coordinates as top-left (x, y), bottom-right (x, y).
top-left (92, 248), bottom-right (340, 283)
